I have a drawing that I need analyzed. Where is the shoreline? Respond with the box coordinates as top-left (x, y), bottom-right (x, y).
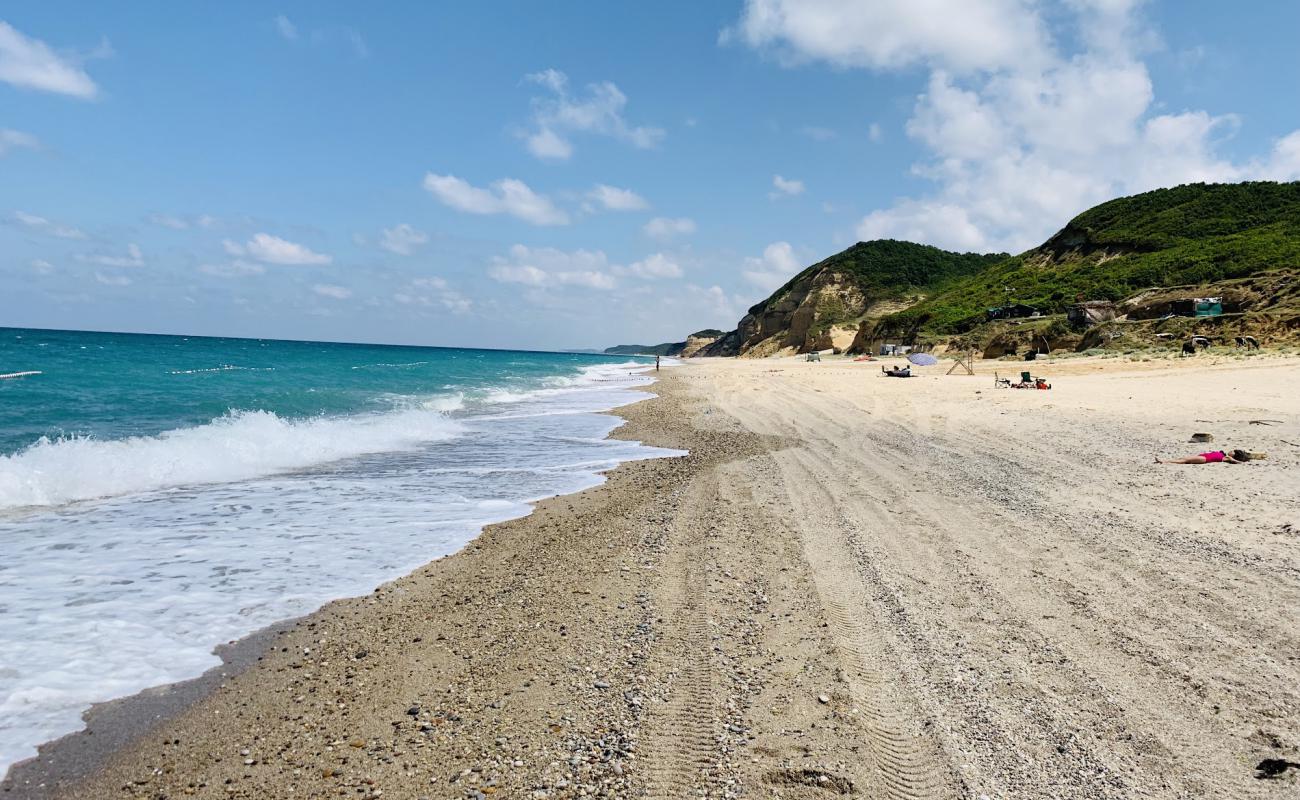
top-left (6, 355), bottom-right (1300, 798)
top-left (1, 366), bottom-right (682, 799)
top-left (0, 620), bottom-right (298, 798)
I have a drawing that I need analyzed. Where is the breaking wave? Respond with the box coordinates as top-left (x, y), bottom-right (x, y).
top-left (0, 408), bottom-right (464, 509)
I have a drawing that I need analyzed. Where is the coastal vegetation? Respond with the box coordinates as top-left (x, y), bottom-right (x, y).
top-left (896, 182), bottom-right (1300, 335)
top-left (680, 182), bottom-right (1300, 357)
top-left (748, 240), bottom-right (1006, 318)
top-left (603, 330), bottom-right (726, 357)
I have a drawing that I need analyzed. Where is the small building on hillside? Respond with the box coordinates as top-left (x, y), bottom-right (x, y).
top-left (1168, 297), bottom-right (1224, 317)
top-left (1067, 300), bottom-right (1117, 328)
top-left (880, 343), bottom-right (914, 356)
top-left (1194, 297), bottom-right (1224, 317)
top-left (986, 304), bottom-right (1040, 321)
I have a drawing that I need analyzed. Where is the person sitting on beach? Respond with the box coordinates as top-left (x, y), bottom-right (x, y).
top-left (1156, 450), bottom-right (1243, 464)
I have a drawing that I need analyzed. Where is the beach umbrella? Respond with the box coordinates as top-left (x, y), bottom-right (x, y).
top-left (907, 352), bottom-right (939, 366)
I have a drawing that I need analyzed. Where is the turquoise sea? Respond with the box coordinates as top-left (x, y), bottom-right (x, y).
top-left (0, 327), bottom-right (678, 774)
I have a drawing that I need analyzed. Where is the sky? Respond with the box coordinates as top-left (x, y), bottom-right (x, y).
top-left (3, 1), bottom-right (1300, 350)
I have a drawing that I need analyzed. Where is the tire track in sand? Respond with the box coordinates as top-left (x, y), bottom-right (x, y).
top-left (639, 476), bottom-right (722, 798)
top-left (773, 448), bottom-right (957, 800)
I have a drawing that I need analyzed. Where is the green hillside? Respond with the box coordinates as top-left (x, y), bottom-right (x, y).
top-left (889, 182), bottom-right (1300, 334)
top-left (603, 342), bottom-right (683, 356)
top-left (749, 240), bottom-right (1007, 316)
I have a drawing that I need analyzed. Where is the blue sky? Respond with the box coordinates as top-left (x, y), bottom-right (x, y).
top-left (3, 1), bottom-right (1299, 349)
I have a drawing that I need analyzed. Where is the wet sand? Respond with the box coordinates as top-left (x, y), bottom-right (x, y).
top-left (5, 355), bottom-right (1300, 798)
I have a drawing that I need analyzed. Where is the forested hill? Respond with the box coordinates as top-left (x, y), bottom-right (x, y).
top-left (749, 240), bottom-right (1006, 317)
top-left (696, 240), bottom-right (1005, 357)
top-left (891, 181), bottom-right (1300, 333)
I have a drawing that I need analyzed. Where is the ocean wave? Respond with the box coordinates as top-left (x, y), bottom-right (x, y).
top-left (419, 393), bottom-right (466, 412)
top-left (168, 365), bottom-right (275, 375)
top-left (483, 362), bottom-right (651, 405)
top-left (0, 408), bottom-right (464, 509)
top-left (372, 392), bottom-right (467, 413)
top-left (349, 361), bottom-right (431, 370)
top-left (482, 389), bottom-right (534, 404)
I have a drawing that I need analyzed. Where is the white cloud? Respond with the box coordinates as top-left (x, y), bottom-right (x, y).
top-left (81, 243), bottom-right (144, 268)
top-left (276, 17), bottom-right (367, 58)
top-left (412, 276), bottom-right (448, 291)
top-left (624, 253), bottom-right (683, 280)
top-left (11, 210), bottom-right (86, 239)
top-left (857, 202), bottom-right (989, 252)
top-left (148, 213), bottom-right (189, 230)
top-left (742, 241), bottom-right (801, 291)
top-left (800, 126), bottom-right (837, 141)
top-left (731, 0), bottom-right (1300, 253)
top-left (525, 128), bottom-right (573, 160)
top-left (867, 122), bottom-right (883, 143)
top-left (274, 15), bottom-right (299, 41)
top-left (771, 174), bottom-right (805, 197)
top-left (393, 276), bottom-right (472, 314)
top-left (379, 223), bottom-right (429, 255)
top-left (442, 294), bottom-right (472, 314)
top-left (345, 30), bottom-right (369, 59)
top-left (723, 0), bottom-right (1050, 74)
top-left (521, 69), bottom-right (664, 160)
top-left (423, 173), bottom-right (569, 226)
top-left (0, 21), bottom-right (101, 98)
top-left (1258, 130), bottom-right (1300, 181)
top-left (0, 128), bottom-right (40, 156)
top-left (30, 258), bottom-right (53, 274)
top-left (313, 283), bottom-right (353, 300)
top-left (94, 271), bottom-right (130, 287)
top-left (489, 264), bottom-right (549, 286)
top-left (198, 260), bottom-right (265, 278)
top-left (226, 233), bottom-right (332, 265)
top-left (685, 283), bottom-right (748, 324)
top-left (489, 244), bottom-right (616, 290)
top-left (643, 216), bottom-right (697, 240)
top-left (587, 184), bottom-right (649, 211)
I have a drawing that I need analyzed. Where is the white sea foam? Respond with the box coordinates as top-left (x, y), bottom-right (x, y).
top-left (419, 393), bottom-right (466, 412)
top-left (0, 408), bottom-right (463, 509)
top-left (168, 365), bottom-right (274, 375)
top-left (349, 361), bottom-right (431, 370)
top-left (482, 361), bottom-right (650, 406)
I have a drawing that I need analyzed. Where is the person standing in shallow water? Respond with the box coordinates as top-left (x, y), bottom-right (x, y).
top-left (655, 355), bottom-right (660, 371)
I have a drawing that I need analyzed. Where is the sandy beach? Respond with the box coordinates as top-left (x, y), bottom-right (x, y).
top-left (5, 354), bottom-right (1299, 799)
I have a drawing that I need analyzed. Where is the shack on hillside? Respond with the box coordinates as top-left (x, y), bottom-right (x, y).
top-left (986, 304), bottom-right (1040, 321)
top-left (1166, 297), bottom-right (1224, 317)
top-left (880, 343), bottom-right (914, 356)
top-left (1067, 300), bottom-right (1117, 328)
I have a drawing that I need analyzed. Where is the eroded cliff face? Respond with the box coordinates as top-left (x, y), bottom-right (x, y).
top-left (731, 269), bottom-right (868, 357)
top-left (695, 329), bottom-right (740, 357)
top-left (690, 238), bottom-right (1008, 357)
top-left (678, 332), bottom-right (721, 358)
